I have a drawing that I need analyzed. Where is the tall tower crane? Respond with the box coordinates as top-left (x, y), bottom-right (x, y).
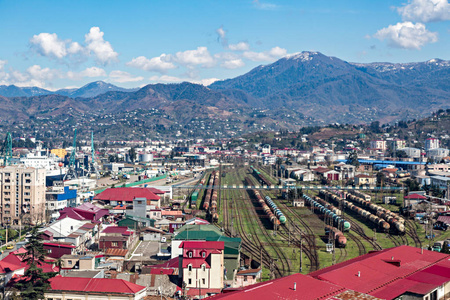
top-left (2, 132), bottom-right (12, 166)
top-left (86, 131), bottom-right (100, 179)
top-left (64, 129), bottom-right (78, 180)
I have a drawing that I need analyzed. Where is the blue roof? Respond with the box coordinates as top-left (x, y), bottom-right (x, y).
top-left (337, 159), bottom-right (426, 166)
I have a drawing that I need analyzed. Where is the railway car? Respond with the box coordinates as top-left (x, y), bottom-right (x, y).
top-left (264, 195), bottom-right (287, 224)
top-left (319, 190), bottom-right (390, 232)
top-left (325, 225), bottom-right (347, 248)
top-left (245, 177), bottom-right (281, 227)
top-left (303, 195), bottom-right (351, 232)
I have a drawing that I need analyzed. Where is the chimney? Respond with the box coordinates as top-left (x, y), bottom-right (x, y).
top-left (358, 271), bottom-right (360, 277)
top-left (294, 283), bottom-right (296, 291)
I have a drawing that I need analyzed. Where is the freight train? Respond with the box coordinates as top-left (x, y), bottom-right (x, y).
top-left (209, 171), bottom-right (220, 222)
top-left (302, 195), bottom-right (351, 232)
top-left (325, 225), bottom-right (347, 248)
top-left (344, 192), bottom-right (405, 233)
top-left (244, 177), bottom-right (280, 227)
top-left (202, 173), bottom-right (214, 211)
top-left (250, 166), bottom-right (273, 186)
top-left (264, 195), bottom-right (287, 224)
top-left (190, 176), bottom-right (206, 208)
top-left (319, 190), bottom-right (391, 232)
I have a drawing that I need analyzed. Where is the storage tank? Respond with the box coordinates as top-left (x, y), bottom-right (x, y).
top-left (139, 153), bottom-right (153, 162)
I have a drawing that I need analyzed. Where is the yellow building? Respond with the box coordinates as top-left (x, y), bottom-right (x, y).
top-left (51, 148), bottom-right (67, 159)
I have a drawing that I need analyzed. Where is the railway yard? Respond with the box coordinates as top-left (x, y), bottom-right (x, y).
top-left (188, 165), bottom-right (431, 281)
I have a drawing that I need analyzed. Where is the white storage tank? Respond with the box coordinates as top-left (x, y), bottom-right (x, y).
top-left (139, 153), bottom-right (153, 162)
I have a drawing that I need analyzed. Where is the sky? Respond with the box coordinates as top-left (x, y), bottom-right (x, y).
top-left (0, 0), bottom-right (449, 90)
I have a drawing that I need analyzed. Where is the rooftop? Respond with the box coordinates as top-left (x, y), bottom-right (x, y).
top-left (49, 276), bottom-right (145, 294)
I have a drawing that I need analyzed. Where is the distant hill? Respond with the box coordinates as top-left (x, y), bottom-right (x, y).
top-left (0, 81), bottom-right (138, 98)
top-left (0, 52), bottom-right (449, 135)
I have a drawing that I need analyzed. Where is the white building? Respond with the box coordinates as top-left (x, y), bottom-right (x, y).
top-left (425, 138), bottom-right (440, 151)
top-left (370, 140), bottom-right (387, 151)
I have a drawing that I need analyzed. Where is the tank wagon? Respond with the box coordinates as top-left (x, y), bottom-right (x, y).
top-left (244, 177), bottom-right (280, 227)
top-left (325, 225), bottom-right (347, 248)
top-left (202, 173), bottom-right (214, 211)
top-left (264, 195), bottom-right (287, 224)
top-left (344, 192), bottom-right (405, 233)
top-left (302, 195), bottom-right (351, 232)
top-left (348, 190), bottom-right (371, 201)
top-left (209, 171), bottom-right (220, 222)
top-left (319, 190), bottom-right (391, 232)
top-left (250, 166), bottom-right (272, 186)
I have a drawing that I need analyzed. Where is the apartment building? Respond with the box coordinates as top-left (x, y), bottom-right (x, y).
top-left (0, 165), bottom-right (46, 226)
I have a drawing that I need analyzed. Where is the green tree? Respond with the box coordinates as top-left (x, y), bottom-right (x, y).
top-left (347, 151), bottom-right (360, 168)
top-left (128, 147), bottom-right (137, 162)
top-left (14, 226), bottom-right (57, 299)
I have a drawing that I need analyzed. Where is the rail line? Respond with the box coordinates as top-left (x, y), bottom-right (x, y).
top-left (405, 220), bottom-right (422, 248)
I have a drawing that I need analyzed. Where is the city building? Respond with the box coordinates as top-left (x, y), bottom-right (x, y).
top-left (370, 140), bottom-right (387, 151)
top-left (0, 165), bottom-right (46, 226)
top-left (425, 138), bottom-right (440, 151)
top-left (46, 183), bottom-right (77, 219)
top-left (179, 241), bottom-right (224, 298)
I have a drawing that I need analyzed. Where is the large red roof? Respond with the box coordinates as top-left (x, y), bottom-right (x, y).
top-left (94, 187), bottom-right (160, 202)
top-left (309, 245), bottom-right (450, 296)
top-left (101, 226), bottom-right (129, 234)
top-left (49, 276), bottom-right (145, 294)
top-left (404, 193), bottom-right (427, 200)
top-left (208, 273), bottom-right (346, 300)
top-left (180, 241), bottom-right (224, 250)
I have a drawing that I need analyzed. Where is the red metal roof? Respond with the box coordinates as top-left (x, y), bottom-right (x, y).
top-left (182, 258), bottom-right (211, 269)
top-left (49, 276), bottom-right (145, 294)
top-left (404, 193), bottom-right (427, 200)
top-left (148, 188), bottom-right (165, 194)
top-left (43, 242), bottom-right (76, 249)
top-left (208, 273), bottom-right (346, 300)
top-left (94, 187), bottom-right (160, 202)
top-left (102, 226), bottom-right (129, 234)
top-left (179, 241), bottom-right (224, 250)
top-left (105, 248), bottom-right (128, 257)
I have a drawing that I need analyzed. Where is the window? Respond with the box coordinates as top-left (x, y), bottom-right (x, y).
top-left (5, 211), bottom-right (10, 215)
top-left (25, 173), bottom-right (30, 177)
top-left (188, 251), bottom-right (192, 258)
top-left (4, 198), bottom-right (10, 202)
top-left (244, 276), bottom-right (247, 282)
top-left (202, 278), bottom-right (205, 285)
top-left (137, 200), bottom-right (143, 204)
top-left (25, 179), bottom-right (31, 183)
top-left (5, 173), bottom-right (10, 176)
top-left (202, 251), bottom-right (206, 258)
top-left (25, 186), bottom-right (30, 190)
top-left (188, 265), bottom-right (192, 272)
top-left (4, 192), bottom-right (10, 195)
top-left (68, 260), bottom-right (72, 265)
top-left (202, 265), bottom-right (205, 271)
top-left (188, 279), bottom-right (192, 285)
top-left (24, 198), bottom-right (30, 202)
top-left (4, 186), bottom-right (9, 189)
top-left (48, 249), bottom-right (52, 253)
top-left (112, 242), bottom-right (118, 247)
top-left (5, 204), bottom-right (9, 208)
top-left (24, 192), bottom-right (30, 196)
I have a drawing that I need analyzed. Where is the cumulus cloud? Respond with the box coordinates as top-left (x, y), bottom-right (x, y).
top-left (0, 60), bottom-right (6, 70)
top-left (30, 33), bottom-right (68, 59)
top-left (397, 0), bottom-right (450, 22)
top-left (373, 22), bottom-right (438, 49)
top-left (126, 54), bottom-right (176, 73)
top-left (243, 46), bottom-right (287, 61)
top-left (221, 59), bottom-right (245, 69)
top-left (149, 75), bottom-right (218, 86)
top-left (214, 52), bottom-right (246, 69)
top-left (1, 65), bottom-right (62, 88)
top-left (109, 70), bottom-right (144, 83)
top-left (228, 42), bottom-right (250, 51)
top-left (169, 47), bottom-right (215, 67)
top-left (67, 67), bottom-right (106, 80)
top-left (84, 27), bottom-right (119, 65)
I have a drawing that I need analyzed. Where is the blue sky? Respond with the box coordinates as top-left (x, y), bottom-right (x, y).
top-left (0, 0), bottom-right (449, 90)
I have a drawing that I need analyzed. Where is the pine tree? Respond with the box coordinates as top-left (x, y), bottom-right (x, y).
top-left (13, 226), bottom-right (57, 299)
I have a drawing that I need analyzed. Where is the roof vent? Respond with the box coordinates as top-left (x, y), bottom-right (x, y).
top-left (357, 271), bottom-right (360, 277)
top-left (391, 256), bottom-right (394, 260)
top-left (294, 282), bottom-right (296, 291)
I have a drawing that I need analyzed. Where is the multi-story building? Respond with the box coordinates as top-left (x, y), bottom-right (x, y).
top-left (179, 241), bottom-right (224, 297)
top-left (391, 139), bottom-right (406, 150)
top-left (0, 165), bottom-right (46, 226)
top-left (370, 140), bottom-right (387, 151)
top-left (425, 138), bottom-right (440, 151)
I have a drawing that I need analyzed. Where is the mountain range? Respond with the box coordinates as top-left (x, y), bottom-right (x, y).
top-left (1, 51), bottom-right (449, 131)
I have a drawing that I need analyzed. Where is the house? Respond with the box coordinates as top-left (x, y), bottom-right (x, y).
top-left (354, 174), bottom-right (376, 186)
top-left (99, 226), bottom-right (136, 252)
top-left (334, 163), bottom-right (356, 179)
top-left (58, 202), bottom-right (109, 223)
top-left (179, 241), bottom-right (225, 298)
top-left (43, 242), bottom-right (76, 259)
top-left (45, 276), bottom-right (146, 300)
top-left (94, 187), bottom-right (161, 207)
top-left (313, 167), bottom-right (341, 181)
top-left (404, 193), bottom-right (428, 206)
top-left (234, 268), bottom-right (261, 287)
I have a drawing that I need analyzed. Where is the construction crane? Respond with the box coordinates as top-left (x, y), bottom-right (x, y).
top-left (2, 132), bottom-right (12, 166)
top-left (86, 131), bottom-right (100, 179)
top-left (64, 129), bottom-right (78, 180)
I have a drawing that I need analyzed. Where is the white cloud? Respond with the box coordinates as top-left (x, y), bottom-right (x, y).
top-left (253, 0), bottom-right (278, 10)
top-left (30, 33), bottom-right (67, 59)
top-left (397, 0), bottom-right (450, 22)
top-left (67, 42), bottom-right (84, 55)
top-left (169, 47), bottom-right (215, 67)
top-left (149, 75), bottom-right (218, 86)
top-left (109, 70), bottom-right (144, 83)
top-left (243, 46), bottom-right (287, 61)
top-left (1, 65), bottom-right (62, 88)
top-left (27, 65), bottom-right (61, 82)
top-left (126, 54), bottom-right (176, 73)
top-left (373, 22), bottom-right (438, 49)
top-left (84, 27), bottom-right (118, 65)
top-left (221, 59), bottom-right (245, 69)
top-left (0, 60), bottom-right (7, 70)
top-left (216, 26), bottom-right (226, 40)
top-left (67, 67), bottom-right (106, 80)
top-left (228, 42), bottom-right (250, 51)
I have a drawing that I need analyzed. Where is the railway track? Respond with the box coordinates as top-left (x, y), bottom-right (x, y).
top-left (336, 248), bottom-right (348, 264)
top-left (348, 219), bottom-right (383, 251)
top-left (405, 220), bottom-right (422, 248)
